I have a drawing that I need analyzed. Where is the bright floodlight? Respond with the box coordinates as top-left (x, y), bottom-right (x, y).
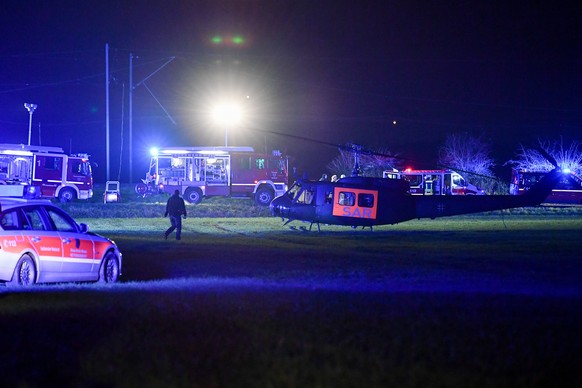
top-left (211, 103), bottom-right (242, 126)
top-left (211, 102), bottom-right (243, 147)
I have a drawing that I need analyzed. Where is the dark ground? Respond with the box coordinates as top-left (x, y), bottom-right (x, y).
top-left (0, 217), bottom-right (581, 387)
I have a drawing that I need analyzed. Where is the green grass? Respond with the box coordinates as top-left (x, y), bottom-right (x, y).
top-left (64, 182), bottom-right (582, 219)
top-left (0, 209), bottom-right (581, 387)
top-left (60, 196), bottom-right (272, 218)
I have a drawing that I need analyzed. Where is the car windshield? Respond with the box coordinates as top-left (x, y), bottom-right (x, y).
top-left (45, 207), bottom-right (78, 232)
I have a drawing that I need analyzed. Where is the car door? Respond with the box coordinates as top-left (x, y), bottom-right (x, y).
top-left (20, 206), bottom-right (64, 281)
top-left (0, 208), bottom-right (28, 281)
top-left (43, 206), bottom-right (95, 280)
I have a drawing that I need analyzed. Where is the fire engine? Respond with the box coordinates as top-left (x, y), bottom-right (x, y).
top-left (385, 168), bottom-right (485, 195)
top-left (0, 144), bottom-right (93, 202)
top-left (510, 168), bottom-right (582, 204)
top-left (135, 146), bottom-right (289, 205)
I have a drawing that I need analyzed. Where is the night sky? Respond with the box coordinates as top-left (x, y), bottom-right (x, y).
top-left (1, 1), bottom-right (580, 182)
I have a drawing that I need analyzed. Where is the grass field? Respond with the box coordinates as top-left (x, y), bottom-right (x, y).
top-left (1, 203), bottom-right (581, 387)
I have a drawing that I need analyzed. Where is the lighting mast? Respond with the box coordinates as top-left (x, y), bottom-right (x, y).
top-left (24, 103), bottom-right (38, 146)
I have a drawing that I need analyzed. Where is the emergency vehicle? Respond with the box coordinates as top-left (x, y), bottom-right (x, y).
top-left (510, 168), bottom-right (582, 204)
top-left (0, 144), bottom-right (93, 202)
top-left (135, 146), bottom-right (289, 205)
top-left (0, 197), bottom-right (121, 285)
top-left (387, 168), bottom-right (485, 195)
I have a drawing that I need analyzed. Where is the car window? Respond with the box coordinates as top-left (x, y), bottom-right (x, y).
top-left (45, 207), bottom-right (77, 232)
top-left (22, 207), bottom-right (47, 231)
top-left (0, 210), bottom-right (20, 230)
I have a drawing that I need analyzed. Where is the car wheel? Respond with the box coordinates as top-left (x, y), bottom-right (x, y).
top-left (255, 187), bottom-right (274, 206)
top-left (59, 187), bottom-right (76, 202)
top-left (185, 188), bottom-right (202, 204)
top-left (99, 252), bottom-right (120, 283)
top-left (8, 255), bottom-right (37, 286)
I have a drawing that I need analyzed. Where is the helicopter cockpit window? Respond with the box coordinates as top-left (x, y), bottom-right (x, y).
top-left (338, 191), bottom-right (356, 206)
top-left (297, 188), bottom-right (315, 204)
top-left (286, 182), bottom-right (302, 200)
top-left (357, 193), bottom-right (374, 208)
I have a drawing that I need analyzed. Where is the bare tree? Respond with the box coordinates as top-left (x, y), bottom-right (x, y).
top-left (327, 145), bottom-right (400, 178)
top-left (506, 138), bottom-right (582, 174)
top-left (327, 148), bottom-right (355, 178)
top-left (438, 133), bottom-right (494, 174)
top-left (360, 148), bottom-right (401, 177)
top-left (438, 133), bottom-right (499, 193)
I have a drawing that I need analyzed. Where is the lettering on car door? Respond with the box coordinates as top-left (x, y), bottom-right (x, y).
top-left (44, 207), bottom-right (95, 276)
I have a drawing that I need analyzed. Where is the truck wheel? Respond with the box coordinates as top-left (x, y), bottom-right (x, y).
top-left (58, 188), bottom-right (76, 202)
top-left (135, 182), bottom-right (148, 196)
top-left (8, 255), bottom-right (36, 286)
top-left (185, 188), bottom-right (202, 204)
top-left (255, 187), bottom-right (274, 206)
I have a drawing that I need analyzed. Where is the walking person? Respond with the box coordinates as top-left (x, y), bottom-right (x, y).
top-left (164, 189), bottom-right (187, 240)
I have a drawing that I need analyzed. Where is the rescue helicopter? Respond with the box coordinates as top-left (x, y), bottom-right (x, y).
top-left (270, 145), bottom-right (565, 231)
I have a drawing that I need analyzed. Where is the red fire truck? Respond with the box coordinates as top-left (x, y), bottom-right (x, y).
top-left (510, 168), bottom-right (582, 204)
top-left (389, 168), bottom-right (485, 195)
top-left (0, 144), bottom-right (93, 202)
top-left (135, 146), bottom-right (289, 205)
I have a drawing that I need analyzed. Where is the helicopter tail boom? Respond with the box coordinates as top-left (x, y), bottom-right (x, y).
top-left (414, 167), bottom-right (563, 219)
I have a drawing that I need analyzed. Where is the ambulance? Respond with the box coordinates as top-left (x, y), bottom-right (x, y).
top-left (385, 168), bottom-right (485, 195)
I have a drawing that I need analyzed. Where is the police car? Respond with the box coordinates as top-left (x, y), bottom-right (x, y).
top-left (0, 198), bottom-right (122, 286)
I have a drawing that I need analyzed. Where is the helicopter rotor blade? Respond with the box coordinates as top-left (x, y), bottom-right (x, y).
top-left (537, 147), bottom-right (559, 169)
top-left (255, 128), bottom-right (503, 182)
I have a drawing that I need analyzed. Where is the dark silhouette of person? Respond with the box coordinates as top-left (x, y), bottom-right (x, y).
top-left (164, 189), bottom-right (187, 240)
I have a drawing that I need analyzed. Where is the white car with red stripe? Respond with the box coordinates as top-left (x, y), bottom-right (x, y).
top-left (0, 198), bottom-right (121, 286)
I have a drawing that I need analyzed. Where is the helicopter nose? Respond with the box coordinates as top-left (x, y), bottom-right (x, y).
top-left (270, 195), bottom-right (291, 219)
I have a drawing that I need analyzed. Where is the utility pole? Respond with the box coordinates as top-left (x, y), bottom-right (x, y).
top-left (129, 53), bottom-right (133, 183)
top-left (105, 43), bottom-right (110, 181)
